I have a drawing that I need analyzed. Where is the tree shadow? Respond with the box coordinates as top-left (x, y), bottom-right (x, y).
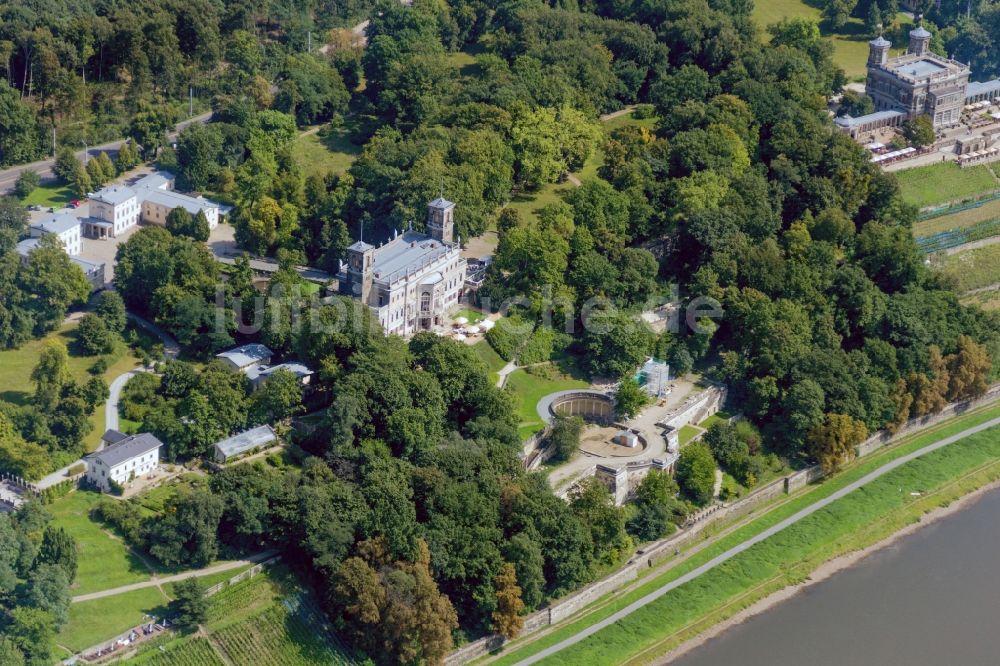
top-left (0, 389), bottom-right (29, 406)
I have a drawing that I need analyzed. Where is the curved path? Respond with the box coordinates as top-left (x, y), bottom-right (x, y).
top-left (513, 414), bottom-right (1000, 666)
top-left (106, 370), bottom-right (146, 432)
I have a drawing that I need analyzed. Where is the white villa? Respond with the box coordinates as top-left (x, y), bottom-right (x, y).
top-left (337, 198), bottom-right (467, 337)
top-left (17, 213), bottom-right (106, 291)
top-left (28, 213), bottom-right (81, 256)
top-left (84, 172), bottom-right (220, 239)
top-left (85, 430), bottom-right (163, 492)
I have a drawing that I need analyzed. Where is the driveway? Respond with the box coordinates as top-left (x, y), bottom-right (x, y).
top-left (107, 370), bottom-right (145, 432)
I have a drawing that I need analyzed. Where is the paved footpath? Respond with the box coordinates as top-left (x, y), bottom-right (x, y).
top-left (71, 550), bottom-right (277, 603)
top-left (513, 414), bottom-right (1000, 666)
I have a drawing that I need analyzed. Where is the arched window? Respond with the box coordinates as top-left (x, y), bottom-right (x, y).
top-left (420, 293), bottom-right (431, 312)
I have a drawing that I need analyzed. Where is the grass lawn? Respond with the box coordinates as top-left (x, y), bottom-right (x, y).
top-left (505, 366), bottom-right (589, 440)
top-left (678, 424), bottom-right (702, 446)
top-left (0, 321), bottom-right (147, 460)
top-left (48, 490), bottom-right (154, 595)
top-left (134, 473), bottom-right (207, 515)
top-left (58, 586), bottom-right (170, 653)
top-left (453, 307), bottom-right (486, 324)
top-left (21, 181), bottom-right (75, 208)
top-left (472, 339), bottom-right (508, 385)
top-left (913, 197), bottom-right (1000, 237)
top-left (698, 409), bottom-right (733, 430)
top-left (488, 402), bottom-right (1000, 666)
top-left (895, 162), bottom-right (999, 209)
top-left (752, 0), bottom-right (872, 79)
top-left (0, 321), bottom-right (151, 464)
top-left (291, 125), bottom-right (361, 178)
top-left (930, 242), bottom-right (1000, 293)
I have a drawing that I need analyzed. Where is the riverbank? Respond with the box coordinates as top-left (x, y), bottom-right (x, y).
top-left (497, 411), bottom-right (1000, 666)
top-left (654, 475), bottom-right (1000, 665)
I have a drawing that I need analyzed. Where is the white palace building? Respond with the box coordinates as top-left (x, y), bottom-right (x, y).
top-left (337, 198), bottom-right (467, 337)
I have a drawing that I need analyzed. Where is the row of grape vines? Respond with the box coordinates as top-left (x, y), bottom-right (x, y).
top-left (128, 637), bottom-right (225, 666)
top-left (213, 603), bottom-right (355, 666)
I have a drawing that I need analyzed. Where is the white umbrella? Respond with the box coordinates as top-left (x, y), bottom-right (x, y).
top-left (480, 319), bottom-right (496, 330)
top-left (467, 325), bottom-right (481, 335)
top-left (455, 316), bottom-right (469, 325)
top-left (454, 333), bottom-right (467, 341)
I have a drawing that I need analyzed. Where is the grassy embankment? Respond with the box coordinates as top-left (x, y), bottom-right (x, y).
top-left (505, 367), bottom-right (589, 440)
top-left (895, 162), bottom-right (999, 209)
top-left (930, 242), bottom-right (1000, 293)
top-left (486, 401), bottom-right (1000, 666)
top-left (21, 182), bottom-right (75, 208)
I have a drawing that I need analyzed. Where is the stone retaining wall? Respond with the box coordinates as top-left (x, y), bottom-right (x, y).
top-left (445, 386), bottom-right (1000, 666)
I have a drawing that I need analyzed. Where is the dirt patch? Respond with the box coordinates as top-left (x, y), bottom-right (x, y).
top-left (579, 425), bottom-right (647, 458)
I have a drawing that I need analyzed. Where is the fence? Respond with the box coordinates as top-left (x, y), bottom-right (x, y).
top-left (918, 189), bottom-right (1000, 220)
top-left (915, 217), bottom-right (1000, 253)
top-left (445, 384), bottom-right (1000, 666)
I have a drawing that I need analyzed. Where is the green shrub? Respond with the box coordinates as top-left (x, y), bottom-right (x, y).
top-left (486, 314), bottom-right (533, 361)
top-left (14, 170), bottom-right (40, 198)
top-left (518, 326), bottom-right (555, 365)
top-left (632, 104), bottom-right (655, 119)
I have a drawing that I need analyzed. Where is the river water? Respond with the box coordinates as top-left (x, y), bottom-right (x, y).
top-left (669, 486), bottom-right (1000, 666)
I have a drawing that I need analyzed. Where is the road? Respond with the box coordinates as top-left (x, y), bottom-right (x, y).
top-left (71, 550), bottom-right (278, 603)
top-left (512, 413), bottom-right (1000, 666)
top-left (0, 112), bottom-right (212, 193)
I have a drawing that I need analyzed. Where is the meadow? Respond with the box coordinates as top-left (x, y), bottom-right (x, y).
top-left (48, 489), bottom-right (153, 595)
top-left (930, 242), bottom-right (1000, 293)
top-left (752, 0), bottom-right (870, 78)
top-left (0, 321), bottom-right (151, 455)
top-left (489, 402), bottom-right (1000, 665)
top-left (291, 125), bottom-right (361, 178)
top-left (20, 181), bottom-right (75, 208)
top-left (894, 162), bottom-right (998, 209)
top-left (58, 586), bottom-right (170, 653)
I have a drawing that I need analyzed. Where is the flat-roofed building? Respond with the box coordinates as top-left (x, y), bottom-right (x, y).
top-left (212, 425), bottom-right (278, 463)
top-left (246, 362), bottom-right (314, 390)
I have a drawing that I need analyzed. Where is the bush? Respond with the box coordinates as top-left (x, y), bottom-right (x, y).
top-left (88, 357), bottom-right (109, 375)
top-left (76, 313), bottom-right (117, 356)
top-left (67, 463), bottom-right (85, 476)
top-left (518, 326), bottom-right (554, 365)
top-left (548, 415), bottom-right (583, 463)
top-left (486, 314), bottom-right (533, 361)
top-left (92, 497), bottom-right (143, 542)
top-left (632, 104), bottom-right (655, 119)
top-left (14, 170), bottom-right (40, 199)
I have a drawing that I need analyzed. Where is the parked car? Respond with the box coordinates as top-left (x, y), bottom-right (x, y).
top-left (66, 202), bottom-right (77, 209)
top-left (27, 204), bottom-right (41, 211)
top-left (70, 200), bottom-right (82, 207)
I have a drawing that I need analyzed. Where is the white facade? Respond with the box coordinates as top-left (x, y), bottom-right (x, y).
top-left (29, 214), bottom-right (81, 256)
top-left (85, 433), bottom-right (162, 492)
top-left (86, 172), bottom-right (220, 238)
top-left (339, 198), bottom-right (467, 338)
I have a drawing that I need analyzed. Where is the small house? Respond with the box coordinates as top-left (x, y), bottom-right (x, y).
top-left (215, 344), bottom-right (273, 373)
top-left (85, 432), bottom-right (163, 492)
top-left (246, 362), bottom-right (314, 391)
